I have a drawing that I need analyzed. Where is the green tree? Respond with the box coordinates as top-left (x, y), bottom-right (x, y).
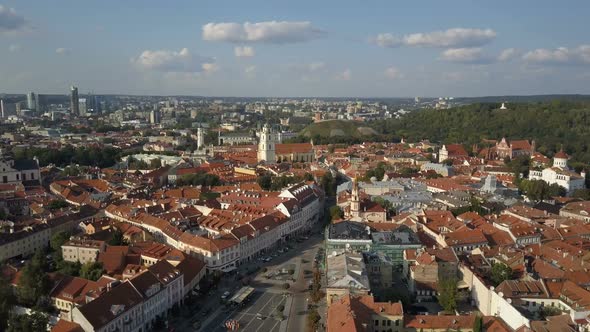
top-left (303, 172), bottom-right (314, 181)
top-left (108, 229), bottom-right (127, 246)
top-left (306, 308), bottom-right (321, 332)
top-left (48, 199), bottom-right (69, 211)
top-left (573, 189), bottom-right (590, 200)
top-left (50, 231), bottom-right (71, 253)
top-left (176, 172), bottom-right (221, 187)
top-left (473, 315), bottom-right (483, 332)
top-left (7, 312), bottom-right (49, 332)
top-left (0, 276), bottom-right (15, 331)
top-left (149, 158), bottom-right (162, 169)
top-left (442, 159), bottom-right (454, 166)
top-left (329, 206), bottom-right (344, 221)
top-left (518, 179), bottom-right (566, 201)
top-left (80, 262), bottom-right (105, 281)
top-left (321, 172), bottom-right (336, 196)
top-left (437, 278), bottom-right (458, 313)
top-left (257, 174), bottom-right (273, 191)
top-left (373, 197), bottom-right (394, 214)
top-left (491, 263), bottom-right (513, 286)
top-left (56, 260), bottom-right (81, 277)
top-left (17, 251), bottom-right (50, 306)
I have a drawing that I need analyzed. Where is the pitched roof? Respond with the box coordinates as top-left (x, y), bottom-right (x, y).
top-left (76, 281), bottom-right (144, 330)
top-left (51, 320), bottom-right (83, 332)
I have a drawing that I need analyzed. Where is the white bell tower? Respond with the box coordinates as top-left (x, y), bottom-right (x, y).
top-left (257, 123), bottom-right (276, 163)
top-left (197, 127), bottom-right (205, 150)
top-left (350, 176), bottom-right (360, 217)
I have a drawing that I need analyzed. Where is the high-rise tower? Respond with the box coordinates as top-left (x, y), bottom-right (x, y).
top-left (26, 92), bottom-right (36, 110)
top-left (70, 86), bottom-right (79, 115)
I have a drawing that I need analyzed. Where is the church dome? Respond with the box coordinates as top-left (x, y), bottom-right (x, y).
top-left (554, 150), bottom-right (569, 159)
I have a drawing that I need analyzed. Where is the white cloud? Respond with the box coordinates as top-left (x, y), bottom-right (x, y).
top-left (404, 28), bottom-right (496, 47)
top-left (522, 45), bottom-right (590, 65)
top-left (335, 69), bottom-right (352, 81)
top-left (440, 47), bottom-right (493, 64)
top-left (372, 28), bottom-right (496, 48)
top-left (384, 66), bottom-right (403, 79)
top-left (8, 44), bottom-right (20, 52)
top-left (132, 48), bottom-right (214, 73)
top-left (244, 65), bottom-right (256, 75)
top-left (498, 48), bottom-right (519, 61)
top-left (203, 21), bottom-right (321, 43)
top-left (308, 62), bottom-right (325, 72)
top-left (371, 33), bottom-right (401, 48)
top-left (202, 62), bottom-right (219, 74)
top-left (234, 46), bottom-right (255, 57)
top-left (55, 47), bottom-right (71, 55)
top-left (0, 5), bottom-right (27, 34)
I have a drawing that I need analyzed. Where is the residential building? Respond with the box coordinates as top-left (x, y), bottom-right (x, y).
top-left (0, 222), bottom-right (51, 261)
top-left (62, 238), bottom-right (107, 264)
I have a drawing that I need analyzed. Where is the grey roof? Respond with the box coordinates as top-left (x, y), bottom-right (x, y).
top-left (328, 220), bottom-right (371, 241)
top-left (13, 159), bottom-right (39, 171)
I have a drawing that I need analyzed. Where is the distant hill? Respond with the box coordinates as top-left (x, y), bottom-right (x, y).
top-left (300, 120), bottom-right (377, 139)
top-left (370, 100), bottom-right (590, 164)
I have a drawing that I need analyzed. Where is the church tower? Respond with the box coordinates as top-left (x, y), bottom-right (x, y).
top-left (257, 123), bottom-right (276, 163)
top-left (350, 176), bottom-right (360, 217)
top-left (197, 126), bottom-right (205, 150)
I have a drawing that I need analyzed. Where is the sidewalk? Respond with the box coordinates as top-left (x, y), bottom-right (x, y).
top-left (279, 296), bottom-right (293, 332)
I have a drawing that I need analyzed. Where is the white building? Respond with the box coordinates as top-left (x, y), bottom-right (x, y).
top-left (529, 150), bottom-right (586, 195)
top-left (257, 123), bottom-right (276, 163)
top-left (0, 154), bottom-right (41, 184)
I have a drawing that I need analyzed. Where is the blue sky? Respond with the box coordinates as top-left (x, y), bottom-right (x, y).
top-left (1, 0), bottom-right (589, 97)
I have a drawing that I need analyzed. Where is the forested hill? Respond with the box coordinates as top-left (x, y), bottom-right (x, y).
top-left (369, 101), bottom-right (590, 164)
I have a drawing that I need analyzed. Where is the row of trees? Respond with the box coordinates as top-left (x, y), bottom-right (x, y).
top-left (258, 173), bottom-right (310, 191)
top-left (517, 179), bottom-right (566, 202)
top-left (13, 145), bottom-right (122, 168)
top-left (176, 172), bottom-right (221, 187)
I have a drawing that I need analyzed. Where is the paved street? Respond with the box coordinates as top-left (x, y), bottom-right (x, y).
top-left (167, 224), bottom-right (327, 332)
top-left (202, 290), bottom-right (287, 332)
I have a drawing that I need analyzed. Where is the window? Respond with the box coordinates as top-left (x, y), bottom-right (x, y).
top-left (375, 320), bottom-right (379, 326)
top-left (2, 176), bottom-right (6, 183)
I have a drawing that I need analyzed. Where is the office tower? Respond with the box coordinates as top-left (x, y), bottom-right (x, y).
top-left (93, 95), bottom-right (101, 114)
top-left (150, 110), bottom-right (161, 124)
top-left (36, 94), bottom-right (43, 113)
top-left (0, 100), bottom-right (15, 118)
top-left (26, 92), bottom-right (36, 110)
top-left (70, 86), bottom-right (79, 115)
top-left (79, 98), bottom-right (87, 116)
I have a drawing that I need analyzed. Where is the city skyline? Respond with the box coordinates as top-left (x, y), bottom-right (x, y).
top-left (1, 0), bottom-right (590, 97)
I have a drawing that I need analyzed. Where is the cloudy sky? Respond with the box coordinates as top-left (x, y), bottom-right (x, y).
top-left (1, 0), bottom-right (589, 97)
